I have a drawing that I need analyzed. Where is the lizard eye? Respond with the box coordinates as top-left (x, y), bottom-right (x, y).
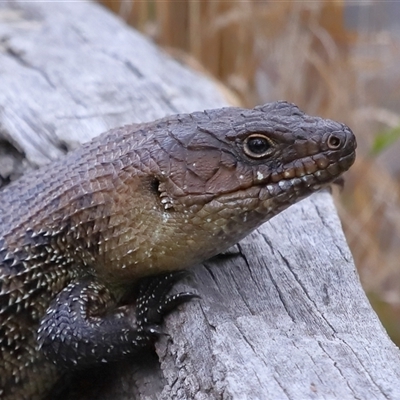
top-left (243, 134), bottom-right (274, 159)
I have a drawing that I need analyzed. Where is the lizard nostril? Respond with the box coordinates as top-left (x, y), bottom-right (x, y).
top-left (327, 134), bottom-right (342, 150)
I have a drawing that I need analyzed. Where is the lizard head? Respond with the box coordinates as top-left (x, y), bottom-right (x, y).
top-left (151, 101), bottom-right (355, 214)
top-left (135, 101), bottom-right (356, 264)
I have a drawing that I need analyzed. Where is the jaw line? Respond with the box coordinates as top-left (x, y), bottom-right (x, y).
top-left (213, 168), bottom-right (339, 208)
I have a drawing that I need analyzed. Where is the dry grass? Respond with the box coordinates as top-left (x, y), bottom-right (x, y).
top-left (101, 0), bottom-right (400, 344)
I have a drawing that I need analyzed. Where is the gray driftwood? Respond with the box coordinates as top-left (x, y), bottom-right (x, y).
top-left (1, 2), bottom-right (400, 400)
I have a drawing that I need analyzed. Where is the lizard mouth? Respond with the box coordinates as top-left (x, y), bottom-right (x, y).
top-left (258, 150), bottom-right (356, 208)
top-left (202, 150), bottom-right (354, 213)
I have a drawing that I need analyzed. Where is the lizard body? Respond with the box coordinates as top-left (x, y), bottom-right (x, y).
top-left (0, 102), bottom-right (356, 399)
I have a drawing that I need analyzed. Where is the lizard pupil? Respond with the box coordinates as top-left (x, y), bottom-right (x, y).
top-left (244, 134), bottom-right (272, 158)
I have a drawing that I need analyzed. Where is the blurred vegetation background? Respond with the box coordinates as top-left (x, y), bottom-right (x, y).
top-left (100, 0), bottom-right (400, 344)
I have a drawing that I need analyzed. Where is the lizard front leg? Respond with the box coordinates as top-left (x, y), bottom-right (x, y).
top-left (37, 272), bottom-right (196, 370)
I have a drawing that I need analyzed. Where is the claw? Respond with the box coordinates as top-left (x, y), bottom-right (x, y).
top-left (145, 324), bottom-right (165, 337)
top-left (135, 271), bottom-right (198, 332)
top-left (156, 292), bottom-right (200, 318)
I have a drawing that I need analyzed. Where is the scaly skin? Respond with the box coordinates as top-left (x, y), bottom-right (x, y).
top-left (0, 101), bottom-right (356, 399)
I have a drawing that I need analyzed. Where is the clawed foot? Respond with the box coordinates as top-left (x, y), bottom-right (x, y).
top-left (38, 272), bottom-right (198, 369)
top-left (135, 271), bottom-right (199, 337)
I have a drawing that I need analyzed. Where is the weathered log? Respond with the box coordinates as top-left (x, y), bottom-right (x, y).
top-left (1, 2), bottom-right (400, 399)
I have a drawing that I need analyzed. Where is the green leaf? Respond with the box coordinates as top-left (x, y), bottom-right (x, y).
top-left (372, 126), bottom-right (400, 155)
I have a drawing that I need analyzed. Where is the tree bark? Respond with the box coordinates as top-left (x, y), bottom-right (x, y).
top-left (1, 1), bottom-right (400, 399)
